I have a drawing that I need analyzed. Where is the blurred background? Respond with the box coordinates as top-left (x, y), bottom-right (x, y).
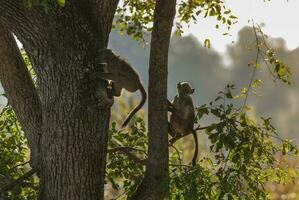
top-left (107, 25), bottom-right (299, 143)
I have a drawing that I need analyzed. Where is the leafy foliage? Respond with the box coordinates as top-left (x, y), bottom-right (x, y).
top-left (0, 107), bottom-right (38, 200)
top-left (169, 85), bottom-right (298, 199)
top-left (176, 0), bottom-right (238, 36)
top-left (250, 24), bottom-right (292, 85)
top-left (234, 24), bottom-right (293, 112)
top-left (21, 49), bottom-right (37, 85)
top-left (105, 84), bottom-right (298, 199)
top-left (115, 0), bottom-right (237, 42)
top-left (1, 84), bottom-right (297, 199)
top-left (115, 0), bottom-right (155, 42)
top-left (106, 119), bottom-right (147, 199)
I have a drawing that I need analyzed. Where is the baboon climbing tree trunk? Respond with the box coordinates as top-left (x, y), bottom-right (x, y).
top-left (0, 1), bottom-right (118, 199)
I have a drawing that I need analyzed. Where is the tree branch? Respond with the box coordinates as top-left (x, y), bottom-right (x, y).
top-left (0, 1), bottom-right (49, 76)
top-left (0, 23), bottom-right (42, 168)
top-left (0, 169), bottom-right (37, 194)
top-left (108, 147), bottom-right (146, 165)
top-left (169, 126), bottom-right (208, 145)
top-left (0, 1), bottom-right (44, 35)
top-left (8, 161), bottom-right (30, 173)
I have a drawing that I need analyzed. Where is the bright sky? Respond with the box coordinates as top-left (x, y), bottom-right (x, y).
top-left (183, 0), bottom-right (299, 53)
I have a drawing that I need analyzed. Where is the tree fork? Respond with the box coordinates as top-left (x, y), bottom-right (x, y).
top-left (0, 23), bottom-right (42, 170)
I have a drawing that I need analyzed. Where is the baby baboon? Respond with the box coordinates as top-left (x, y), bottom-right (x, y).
top-left (97, 49), bottom-right (147, 127)
top-left (168, 82), bottom-right (198, 166)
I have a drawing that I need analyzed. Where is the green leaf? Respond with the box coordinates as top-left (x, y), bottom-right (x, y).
top-left (204, 38), bottom-right (211, 48)
top-left (278, 66), bottom-right (286, 77)
top-left (57, 0), bottom-right (65, 7)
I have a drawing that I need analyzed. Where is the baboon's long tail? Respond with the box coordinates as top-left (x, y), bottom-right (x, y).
top-left (122, 82), bottom-right (147, 127)
top-left (192, 130), bottom-right (199, 166)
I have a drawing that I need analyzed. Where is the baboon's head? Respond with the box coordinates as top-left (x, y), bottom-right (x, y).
top-left (99, 48), bottom-right (114, 59)
top-left (177, 82), bottom-right (195, 96)
top-left (99, 48), bottom-right (121, 71)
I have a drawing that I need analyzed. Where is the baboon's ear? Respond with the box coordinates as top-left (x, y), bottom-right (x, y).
top-left (191, 89), bottom-right (195, 94)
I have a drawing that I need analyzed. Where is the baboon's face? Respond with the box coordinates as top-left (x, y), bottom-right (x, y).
top-left (100, 49), bottom-right (118, 71)
top-left (177, 82), bottom-right (194, 96)
top-left (100, 48), bottom-right (114, 59)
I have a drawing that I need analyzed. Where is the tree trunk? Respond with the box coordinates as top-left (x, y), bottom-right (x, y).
top-left (37, 30), bottom-right (111, 199)
top-left (131, 0), bottom-right (177, 199)
top-left (0, 1), bottom-right (119, 199)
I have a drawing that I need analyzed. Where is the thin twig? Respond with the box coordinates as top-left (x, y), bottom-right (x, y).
top-left (115, 191), bottom-right (127, 200)
top-left (8, 161), bottom-right (30, 173)
top-left (108, 147), bottom-right (146, 165)
top-left (169, 164), bottom-right (192, 168)
top-left (260, 54), bottom-right (278, 81)
top-left (169, 126), bottom-right (209, 145)
top-left (241, 22), bottom-right (260, 111)
top-left (256, 24), bottom-right (271, 50)
top-left (108, 146), bottom-right (147, 155)
top-left (169, 144), bottom-right (183, 168)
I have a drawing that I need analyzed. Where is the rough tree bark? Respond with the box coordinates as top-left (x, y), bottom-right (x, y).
top-left (131, 0), bottom-right (177, 199)
top-left (0, 1), bottom-right (119, 199)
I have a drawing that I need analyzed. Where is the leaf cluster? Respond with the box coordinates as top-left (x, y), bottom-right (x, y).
top-left (250, 24), bottom-right (292, 85)
top-left (106, 119), bottom-right (147, 199)
top-left (176, 0), bottom-right (238, 36)
top-left (115, 0), bottom-right (155, 41)
top-left (0, 107), bottom-right (38, 200)
top-left (114, 0), bottom-right (237, 42)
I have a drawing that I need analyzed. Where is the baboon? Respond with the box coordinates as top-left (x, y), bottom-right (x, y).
top-left (168, 82), bottom-right (198, 165)
top-left (97, 49), bottom-right (147, 127)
